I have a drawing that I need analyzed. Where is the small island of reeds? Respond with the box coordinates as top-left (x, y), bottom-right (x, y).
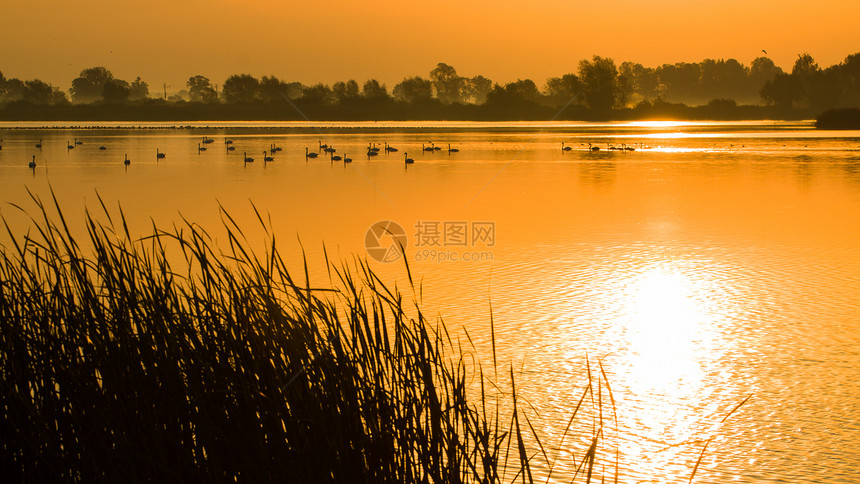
top-left (815, 107), bottom-right (860, 129)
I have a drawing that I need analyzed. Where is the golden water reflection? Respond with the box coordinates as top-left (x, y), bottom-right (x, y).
top-left (2, 122), bottom-right (859, 482)
top-left (605, 259), bottom-right (741, 482)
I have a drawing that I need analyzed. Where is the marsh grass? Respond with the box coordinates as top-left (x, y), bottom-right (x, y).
top-left (0, 193), bottom-right (741, 482)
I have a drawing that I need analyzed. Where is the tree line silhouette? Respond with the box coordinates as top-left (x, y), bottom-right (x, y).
top-left (1, 53), bottom-right (858, 120)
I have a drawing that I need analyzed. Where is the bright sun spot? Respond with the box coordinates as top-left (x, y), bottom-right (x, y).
top-left (626, 120), bottom-right (691, 128)
top-left (622, 265), bottom-right (711, 394)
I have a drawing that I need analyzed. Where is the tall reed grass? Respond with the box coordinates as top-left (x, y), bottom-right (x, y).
top-left (0, 194), bottom-right (737, 482)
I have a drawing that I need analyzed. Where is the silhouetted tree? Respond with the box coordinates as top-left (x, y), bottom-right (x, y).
top-left (332, 80), bottom-right (360, 104)
top-left (0, 76), bottom-right (26, 104)
top-left (656, 62), bottom-right (701, 102)
top-left (430, 63), bottom-right (464, 104)
top-left (102, 79), bottom-right (130, 104)
top-left (486, 80), bottom-right (541, 109)
top-left (619, 62), bottom-right (658, 103)
top-left (70, 66), bottom-right (114, 103)
top-left (362, 79), bottom-right (389, 101)
top-left (301, 83), bottom-right (333, 105)
top-left (839, 53), bottom-right (860, 106)
top-left (760, 73), bottom-right (801, 108)
top-left (129, 77), bottom-right (149, 101)
top-left (393, 77), bottom-right (433, 104)
top-left (544, 73), bottom-right (581, 106)
top-left (0, 71), bottom-right (7, 102)
top-left (20, 80), bottom-right (65, 105)
top-left (462, 75), bottom-right (492, 104)
top-left (169, 90), bottom-right (190, 103)
top-left (700, 58), bottom-right (748, 102)
top-left (187, 75), bottom-right (217, 103)
top-left (260, 76), bottom-right (302, 102)
top-left (792, 53), bottom-right (820, 80)
top-left (749, 57), bottom-right (783, 90)
top-left (223, 74), bottom-right (260, 103)
top-left (579, 56), bottom-right (624, 111)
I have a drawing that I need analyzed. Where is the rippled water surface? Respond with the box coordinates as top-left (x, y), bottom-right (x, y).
top-left (2, 121), bottom-right (859, 483)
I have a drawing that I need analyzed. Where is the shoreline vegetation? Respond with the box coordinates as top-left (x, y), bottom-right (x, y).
top-left (2, 53), bottom-right (858, 124)
top-left (0, 197), bottom-right (748, 482)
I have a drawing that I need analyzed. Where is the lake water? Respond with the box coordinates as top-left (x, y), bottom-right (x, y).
top-left (2, 121), bottom-right (859, 483)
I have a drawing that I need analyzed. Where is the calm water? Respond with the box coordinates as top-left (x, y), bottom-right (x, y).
top-left (2, 121), bottom-right (859, 483)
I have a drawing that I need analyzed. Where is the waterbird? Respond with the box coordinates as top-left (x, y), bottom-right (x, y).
top-left (319, 141), bottom-right (328, 151)
top-left (306, 147), bottom-right (318, 159)
top-left (156, 149), bottom-right (166, 159)
top-left (67, 141), bottom-right (74, 150)
top-left (588, 143), bottom-right (600, 152)
top-left (562, 142), bottom-right (572, 151)
top-left (29, 155), bottom-right (36, 168)
top-left (202, 136), bottom-right (214, 144)
top-left (263, 151), bottom-right (273, 162)
top-left (75, 138), bottom-right (83, 145)
top-left (367, 149), bottom-right (379, 157)
top-left (448, 143), bottom-right (459, 153)
top-left (36, 139), bottom-right (42, 149)
top-left (198, 143), bottom-right (206, 153)
top-left (343, 154), bottom-right (352, 163)
top-left (385, 142), bottom-right (398, 152)
top-left (324, 146), bottom-right (336, 153)
top-left (225, 139), bottom-right (233, 145)
top-left (123, 154), bottom-right (130, 165)
top-left (99, 145), bottom-right (107, 150)
top-left (405, 152), bottom-right (414, 164)
top-left (227, 145), bottom-right (235, 151)
top-left (422, 143), bottom-right (434, 152)
top-left (330, 152), bottom-right (342, 161)
top-left (244, 152), bottom-right (254, 163)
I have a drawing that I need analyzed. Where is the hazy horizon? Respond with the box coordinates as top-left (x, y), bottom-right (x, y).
top-left (3, 0), bottom-right (858, 95)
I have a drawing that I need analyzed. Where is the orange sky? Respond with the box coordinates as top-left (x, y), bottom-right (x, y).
top-left (2, 0), bottom-right (858, 94)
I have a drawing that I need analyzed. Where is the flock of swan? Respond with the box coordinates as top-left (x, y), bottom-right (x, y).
top-left (16, 136), bottom-right (465, 169)
top-left (12, 136), bottom-right (641, 170)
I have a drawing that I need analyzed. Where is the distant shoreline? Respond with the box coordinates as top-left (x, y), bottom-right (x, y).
top-left (0, 120), bottom-right (817, 135)
top-left (0, 102), bottom-right (819, 125)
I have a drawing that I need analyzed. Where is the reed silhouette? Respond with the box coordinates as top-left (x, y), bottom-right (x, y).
top-left (0, 198), bottom-right (612, 482)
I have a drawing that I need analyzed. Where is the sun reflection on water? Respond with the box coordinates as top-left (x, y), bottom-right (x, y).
top-left (624, 266), bottom-right (710, 393)
top-left (605, 259), bottom-right (737, 482)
